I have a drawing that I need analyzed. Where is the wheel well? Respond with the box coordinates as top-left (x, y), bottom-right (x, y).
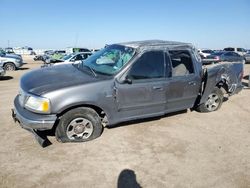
top-left (216, 81), bottom-right (229, 94)
top-left (52, 104), bottom-right (108, 130)
top-left (3, 62), bottom-right (15, 66)
top-left (57, 104), bottom-right (107, 121)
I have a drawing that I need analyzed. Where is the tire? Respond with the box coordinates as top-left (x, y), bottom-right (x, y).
top-left (55, 107), bottom-right (103, 143)
top-left (196, 87), bottom-right (224, 113)
top-left (4, 62), bottom-right (16, 71)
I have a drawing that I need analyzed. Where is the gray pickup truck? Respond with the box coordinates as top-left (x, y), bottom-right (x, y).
top-left (12, 40), bottom-right (244, 147)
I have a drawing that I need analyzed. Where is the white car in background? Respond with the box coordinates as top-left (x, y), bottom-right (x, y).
top-left (197, 49), bottom-right (214, 58)
top-left (224, 47), bottom-right (247, 56)
top-left (42, 52), bottom-right (92, 67)
top-left (14, 47), bottom-right (35, 55)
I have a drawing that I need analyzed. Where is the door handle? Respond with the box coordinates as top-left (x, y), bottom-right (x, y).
top-left (188, 81), bottom-right (196, 86)
top-left (153, 86), bottom-right (163, 91)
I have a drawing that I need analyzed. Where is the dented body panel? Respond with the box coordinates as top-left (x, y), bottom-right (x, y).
top-left (200, 62), bottom-right (244, 104)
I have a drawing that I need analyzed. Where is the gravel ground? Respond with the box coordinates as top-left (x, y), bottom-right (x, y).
top-left (0, 56), bottom-right (250, 188)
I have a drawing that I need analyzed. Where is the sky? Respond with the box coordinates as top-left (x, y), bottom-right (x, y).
top-left (0, 0), bottom-right (249, 49)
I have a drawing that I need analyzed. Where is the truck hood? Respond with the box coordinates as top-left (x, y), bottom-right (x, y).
top-left (21, 64), bottom-right (100, 95)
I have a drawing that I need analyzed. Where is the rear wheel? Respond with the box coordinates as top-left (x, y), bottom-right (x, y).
top-left (196, 87), bottom-right (224, 113)
top-left (55, 107), bottom-right (103, 143)
top-left (4, 62), bottom-right (16, 71)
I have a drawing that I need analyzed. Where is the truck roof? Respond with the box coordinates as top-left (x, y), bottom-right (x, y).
top-left (117, 40), bottom-right (193, 49)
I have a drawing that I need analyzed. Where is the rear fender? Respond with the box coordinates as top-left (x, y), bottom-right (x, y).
top-left (199, 66), bottom-right (234, 105)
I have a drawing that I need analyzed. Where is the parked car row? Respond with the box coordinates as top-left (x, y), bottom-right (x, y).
top-left (198, 47), bottom-right (249, 64)
top-left (41, 52), bottom-right (93, 68)
top-left (224, 47), bottom-right (247, 56)
top-left (202, 51), bottom-right (245, 64)
top-left (34, 47), bottom-right (93, 65)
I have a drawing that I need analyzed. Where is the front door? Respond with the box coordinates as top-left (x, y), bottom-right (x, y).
top-left (115, 50), bottom-right (168, 121)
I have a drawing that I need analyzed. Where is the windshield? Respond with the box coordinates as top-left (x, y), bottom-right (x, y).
top-left (0, 49), bottom-right (6, 56)
top-left (81, 44), bottom-right (135, 76)
top-left (62, 54), bottom-right (74, 60)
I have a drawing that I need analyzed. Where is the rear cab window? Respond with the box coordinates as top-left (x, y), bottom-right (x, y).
top-left (168, 50), bottom-right (195, 77)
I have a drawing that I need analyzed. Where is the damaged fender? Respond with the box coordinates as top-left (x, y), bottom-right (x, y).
top-left (199, 62), bottom-right (244, 105)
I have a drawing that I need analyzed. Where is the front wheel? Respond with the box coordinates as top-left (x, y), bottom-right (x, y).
top-left (196, 87), bottom-right (224, 113)
top-left (4, 62), bottom-right (16, 71)
top-left (55, 107), bottom-right (103, 143)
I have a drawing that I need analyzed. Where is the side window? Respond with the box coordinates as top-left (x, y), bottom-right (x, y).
top-left (237, 48), bottom-right (243, 52)
top-left (82, 54), bottom-right (89, 59)
top-left (169, 50), bottom-right (194, 76)
top-left (224, 48), bottom-right (234, 52)
top-left (75, 54), bottom-right (82, 60)
top-left (128, 51), bottom-right (165, 80)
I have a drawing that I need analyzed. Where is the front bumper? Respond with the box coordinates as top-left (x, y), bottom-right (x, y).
top-left (15, 60), bottom-right (24, 68)
top-left (13, 96), bottom-right (57, 130)
top-left (12, 96), bottom-right (57, 147)
top-left (0, 69), bottom-right (5, 76)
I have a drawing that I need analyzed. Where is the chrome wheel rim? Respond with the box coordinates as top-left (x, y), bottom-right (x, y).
top-left (205, 93), bottom-right (220, 111)
top-left (66, 118), bottom-right (93, 140)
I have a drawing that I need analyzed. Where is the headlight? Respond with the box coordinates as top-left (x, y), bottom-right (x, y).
top-left (25, 95), bottom-right (51, 114)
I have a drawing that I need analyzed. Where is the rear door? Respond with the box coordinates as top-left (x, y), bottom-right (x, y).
top-left (166, 50), bottom-right (201, 112)
top-left (115, 50), bottom-right (169, 120)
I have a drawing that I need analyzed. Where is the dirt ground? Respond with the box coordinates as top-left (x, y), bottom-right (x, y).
top-left (0, 56), bottom-right (250, 188)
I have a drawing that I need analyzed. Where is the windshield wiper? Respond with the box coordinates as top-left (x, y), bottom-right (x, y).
top-left (83, 64), bottom-right (97, 77)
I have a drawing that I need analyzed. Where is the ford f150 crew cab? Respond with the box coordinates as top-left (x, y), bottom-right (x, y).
top-left (12, 40), bottom-right (244, 147)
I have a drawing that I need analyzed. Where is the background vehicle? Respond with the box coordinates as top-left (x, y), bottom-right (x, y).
top-left (198, 49), bottom-right (214, 58)
top-left (204, 51), bottom-right (245, 63)
top-left (244, 51), bottom-right (250, 63)
top-left (12, 40), bottom-right (244, 147)
top-left (42, 52), bottom-right (92, 67)
top-left (50, 50), bottom-right (66, 61)
top-left (66, 47), bottom-right (91, 54)
top-left (14, 47), bottom-right (36, 55)
top-left (224, 47), bottom-right (247, 56)
top-left (34, 50), bottom-right (54, 61)
top-left (0, 50), bottom-right (24, 71)
top-left (4, 47), bottom-right (15, 54)
top-left (43, 50), bottom-right (66, 63)
top-left (1, 48), bottom-right (21, 58)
